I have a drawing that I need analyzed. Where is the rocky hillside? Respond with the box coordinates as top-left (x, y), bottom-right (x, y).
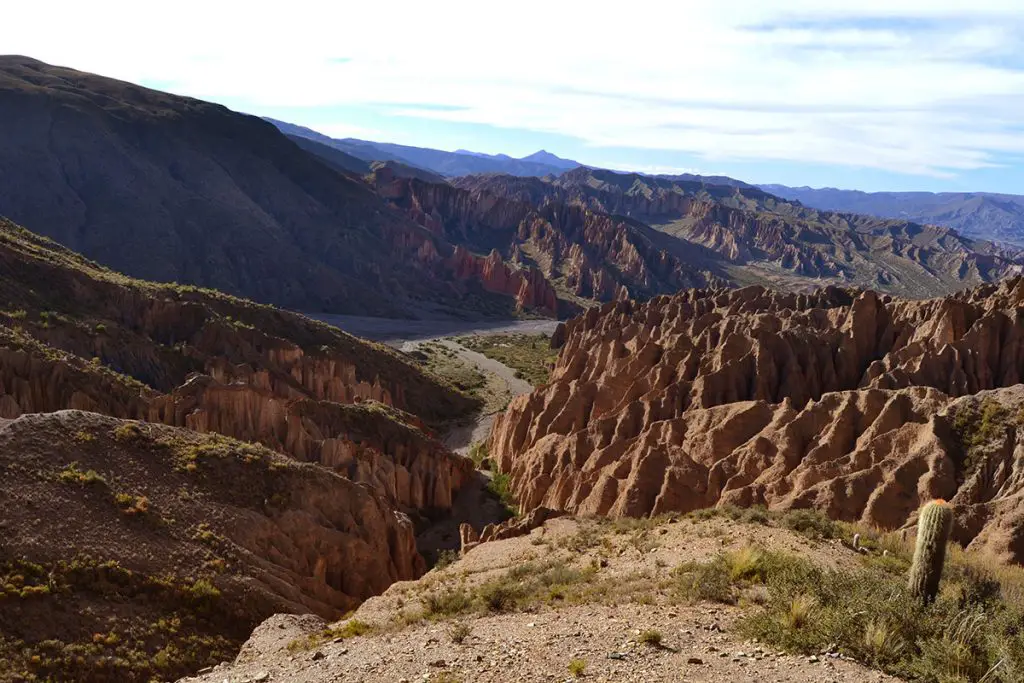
top-left (459, 168), bottom-right (1024, 298)
top-left (178, 511), bottom-right (1024, 683)
top-left (0, 216), bottom-right (479, 510)
top-left (373, 167), bottom-right (724, 315)
top-left (0, 57), bottom-right (548, 318)
top-left (0, 410), bottom-right (424, 682)
top-left (761, 184), bottom-right (1024, 246)
top-left (490, 278), bottom-right (1024, 564)
top-left (0, 216), bottom-right (490, 679)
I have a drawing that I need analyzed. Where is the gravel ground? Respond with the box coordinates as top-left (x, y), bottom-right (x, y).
top-left (311, 315), bottom-right (559, 346)
top-left (181, 603), bottom-right (896, 683)
top-left (180, 518), bottom-right (900, 683)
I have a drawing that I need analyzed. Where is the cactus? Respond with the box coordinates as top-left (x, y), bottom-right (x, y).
top-left (908, 499), bottom-right (954, 604)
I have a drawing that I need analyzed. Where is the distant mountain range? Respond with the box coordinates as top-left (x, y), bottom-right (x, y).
top-left (2, 56), bottom-right (1022, 322)
top-left (0, 56), bottom-right (547, 317)
top-left (271, 118), bottom-right (1024, 247)
top-left (266, 118), bottom-right (580, 177)
top-left (758, 185), bottom-right (1024, 246)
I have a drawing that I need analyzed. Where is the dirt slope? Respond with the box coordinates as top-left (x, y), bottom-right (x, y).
top-left (178, 516), bottom-right (900, 683)
top-left (0, 410), bottom-right (424, 682)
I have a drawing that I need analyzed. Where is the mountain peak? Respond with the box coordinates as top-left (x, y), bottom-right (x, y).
top-left (520, 150), bottom-right (578, 170)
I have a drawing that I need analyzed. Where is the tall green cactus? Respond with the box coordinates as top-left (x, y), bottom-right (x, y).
top-left (908, 499), bottom-right (954, 604)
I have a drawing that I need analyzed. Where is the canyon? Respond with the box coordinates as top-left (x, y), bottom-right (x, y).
top-left (5, 53), bottom-right (1024, 683)
top-left (3, 55), bottom-right (1021, 328)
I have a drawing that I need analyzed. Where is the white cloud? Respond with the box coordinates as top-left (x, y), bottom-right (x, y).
top-left (5, 1), bottom-right (1024, 177)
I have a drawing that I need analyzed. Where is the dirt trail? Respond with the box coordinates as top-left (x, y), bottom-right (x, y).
top-left (315, 314), bottom-right (559, 346)
top-left (408, 337), bottom-right (539, 557)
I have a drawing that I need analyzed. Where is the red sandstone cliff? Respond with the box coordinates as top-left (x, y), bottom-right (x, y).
top-left (456, 169), bottom-right (1023, 298)
top-left (374, 171), bottom-right (721, 313)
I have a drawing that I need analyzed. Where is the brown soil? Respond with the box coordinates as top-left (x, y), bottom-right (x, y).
top-left (179, 517), bottom-right (897, 683)
top-left (0, 410), bottom-right (422, 682)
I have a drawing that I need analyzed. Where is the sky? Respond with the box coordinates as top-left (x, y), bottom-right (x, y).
top-left (7, 1), bottom-right (1024, 193)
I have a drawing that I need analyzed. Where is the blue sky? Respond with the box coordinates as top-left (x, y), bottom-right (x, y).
top-left (8, 1), bottom-right (1024, 193)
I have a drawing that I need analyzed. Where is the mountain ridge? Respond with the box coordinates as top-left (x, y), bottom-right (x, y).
top-left (760, 183), bottom-right (1024, 246)
top-left (0, 57), bottom-right (561, 318)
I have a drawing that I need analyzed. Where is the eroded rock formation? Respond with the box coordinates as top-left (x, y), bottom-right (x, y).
top-left (374, 171), bottom-right (721, 313)
top-left (0, 217), bottom-right (475, 516)
top-left (456, 168), bottom-right (1024, 299)
top-left (490, 278), bottom-right (1024, 562)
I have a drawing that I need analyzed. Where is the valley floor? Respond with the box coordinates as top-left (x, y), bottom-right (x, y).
top-left (311, 315), bottom-right (559, 346)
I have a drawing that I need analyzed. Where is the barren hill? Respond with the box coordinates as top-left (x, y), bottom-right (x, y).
top-left (0, 57), bottom-right (547, 318)
top-left (490, 279), bottom-right (1024, 564)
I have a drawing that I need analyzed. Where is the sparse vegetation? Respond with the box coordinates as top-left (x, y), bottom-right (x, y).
top-left (0, 556), bottom-right (235, 681)
top-left (432, 549), bottom-right (459, 570)
top-left (457, 333), bottom-right (558, 386)
top-left (637, 629), bottom-right (663, 647)
top-left (112, 421), bottom-right (148, 444)
top-left (405, 341), bottom-right (487, 396)
top-left (288, 619), bottom-right (373, 652)
top-left (447, 622), bottom-right (472, 644)
top-left (57, 462), bottom-right (106, 487)
top-left (486, 472), bottom-right (517, 514)
top-left (662, 541), bottom-right (1024, 683)
top-left (114, 492), bottom-right (150, 515)
top-left (422, 587), bottom-right (474, 617)
top-left (779, 508), bottom-right (839, 540)
top-left (468, 440), bottom-right (491, 470)
top-left (950, 398), bottom-right (1017, 484)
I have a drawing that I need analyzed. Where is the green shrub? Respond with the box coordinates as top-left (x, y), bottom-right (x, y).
top-left (477, 577), bottom-right (526, 613)
top-left (486, 472), bottom-right (517, 514)
top-left (468, 441), bottom-right (491, 470)
top-left (57, 463), bottom-right (106, 487)
top-left (422, 588), bottom-right (472, 617)
top-left (567, 658), bottom-right (587, 677)
top-left (673, 557), bottom-right (735, 604)
top-left (638, 629), bottom-right (663, 647)
top-left (448, 622), bottom-right (472, 644)
top-left (780, 508), bottom-right (838, 539)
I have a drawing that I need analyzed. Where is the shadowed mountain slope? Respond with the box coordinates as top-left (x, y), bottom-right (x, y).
top-left (0, 56), bottom-right (545, 318)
